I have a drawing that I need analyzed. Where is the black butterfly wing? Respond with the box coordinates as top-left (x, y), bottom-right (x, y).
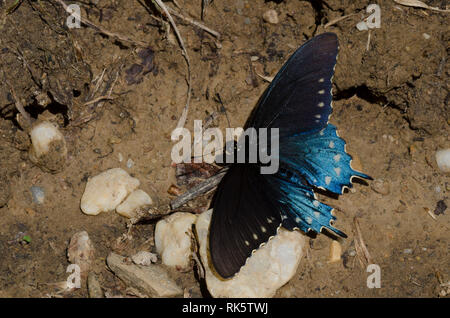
top-left (208, 164), bottom-right (282, 278)
top-left (246, 32), bottom-right (338, 136)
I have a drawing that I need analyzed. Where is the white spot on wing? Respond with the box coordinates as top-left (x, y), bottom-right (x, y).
top-left (245, 240), bottom-right (250, 246)
top-left (329, 141), bottom-right (335, 149)
top-left (295, 217), bottom-right (300, 223)
top-left (333, 154), bottom-right (341, 162)
top-left (261, 226), bottom-right (267, 233)
top-left (318, 102), bottom-right (325, 107)
top-left (253, 233), bottom-right (258, 240)
top-left (306, 217), bottom-right (313, 224)
top-left (325, 176), bottom-right (332, 185)
top-left (315, 114), bottom-right (321, 119)
top-left (334, 167), bottom-right (341, 176)
top-left (314, 211), bottom-right (320, 218)
top-left (319, 78), bottom-right (325, 83)
top-left (318, 89), bottom-right (325, 94)
top-left (313, 200), bottom-right (320, 207)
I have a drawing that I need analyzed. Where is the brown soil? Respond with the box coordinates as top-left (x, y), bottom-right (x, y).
top-left (0, 0), bottom-right (448, 298)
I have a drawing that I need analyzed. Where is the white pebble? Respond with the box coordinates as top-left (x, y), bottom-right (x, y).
top-left (422, 33), bottom-right (431, 40)
top-left (126, 158), bottom-right (134, 169)
top-left (329, 240), bottom-right (342, 263)
top-left (67, 231), bottom-right (95, 277)
top-left (436, 149), bottom-right (450, 173)
top-left (116, 189), bottom-right (152, 218)
top-left (131, 251), bottom-right (158, 266)
top-left (263, 9), bottom-right (279, 24)
top-left (28, 121), bottom-right (67, 172)
top-left (155, 212), bottom-right (197, 270)
top-left (196, 210), bottom-right (306, 298)
top-left (30, 186), bottom-right (45, 204)
top-left (80, 168), bottom-right (140, 215)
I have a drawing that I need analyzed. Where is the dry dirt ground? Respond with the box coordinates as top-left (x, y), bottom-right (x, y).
top-left (0, 0), bottom-right (448, 298)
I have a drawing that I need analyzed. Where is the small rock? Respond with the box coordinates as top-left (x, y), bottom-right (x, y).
top-left (263, 9), bottom-right (279, 24)
top-left (155, 212), bottom-right (197, 270)
top-left (371, 179), bottom-right (390, 195)
top-left (422, 33), bottom-right (431, 40)
top-left (80, 168), bottom-right (140, 215)
top-left (87, 272), bottom-right (104, 298)
top-left (67, 231), bottom-right (95, 278)
top-left (106, 253), bottom-right (182, 297)
top-left (131, 251), bottom-right (158, 266)
top-left (28, 121), bottom-right (67, 173)
top-left (196, 210), bottom-right (306, 298)
top-left (329, 240), bottom-right (342, 263)
top-left (30, 186), bottom-right (45, 204)
top-left (436, 149), bottom-right (450, 173)
top-left (116, 189), bottom-right (152, 218)
top-left (126, 158), bottom-right (134, 169)
top-left (348, 248), bottom-right (356, 257)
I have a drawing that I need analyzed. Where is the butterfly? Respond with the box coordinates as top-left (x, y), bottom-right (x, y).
top-left (207, 32), bottom-right (372, 279)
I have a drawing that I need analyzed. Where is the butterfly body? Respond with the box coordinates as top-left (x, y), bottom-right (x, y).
top-left (208, 33), bottom-right (371, 279)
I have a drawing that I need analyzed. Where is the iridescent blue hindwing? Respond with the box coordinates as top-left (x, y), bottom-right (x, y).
top-left (279, 124), bottom-right (370, 194)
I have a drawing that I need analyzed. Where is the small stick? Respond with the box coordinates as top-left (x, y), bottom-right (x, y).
top-left (170, 170), bottom-right (227, 209)
top-left (201, 0), bottom-right (210, 20)
top-left (353, 217), bottom-right (372, 265)
top-left (166, 6), bottom-right (220, 38)
top-left (366, 30), bottom-right (372, 51)
top-left (4, 77), bottom-right (32, 128)
top-left (425, 207), bottom-right (437, 220)
top-left (324, 13), bottom-right (357, 28)
top-left (152, 0), bottom-right (192, 130)
top-left (83, 95), bottom-right (115, 106)
top-left (55, 0), bottom-right (148, 47)
top-left (393, 0), bottom-right (450, 12)
top-left (256, 72), bottom-right (274, 82)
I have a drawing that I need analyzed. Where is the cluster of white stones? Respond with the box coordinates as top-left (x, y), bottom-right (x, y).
top-left (80, 168), bottom-right (152, 217)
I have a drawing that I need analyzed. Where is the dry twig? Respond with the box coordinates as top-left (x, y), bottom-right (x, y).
top-left (393, 0), bottom-right (450, 12)
top-left (353, 217), bottom-right (372, 267)
top-left (170, 170), bottom-right (227, 209)
top-left (152, 0), bottom-right (192, 130)
top-left (324, 13), bottom-right (357, 28)
top-left (55, 0), bottom-right (148, 47)
top-left (166, 6), bottom-right (220, 38)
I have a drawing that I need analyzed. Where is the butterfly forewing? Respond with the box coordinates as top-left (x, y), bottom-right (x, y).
top-left (246, 33), bottom-right (338, 136)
